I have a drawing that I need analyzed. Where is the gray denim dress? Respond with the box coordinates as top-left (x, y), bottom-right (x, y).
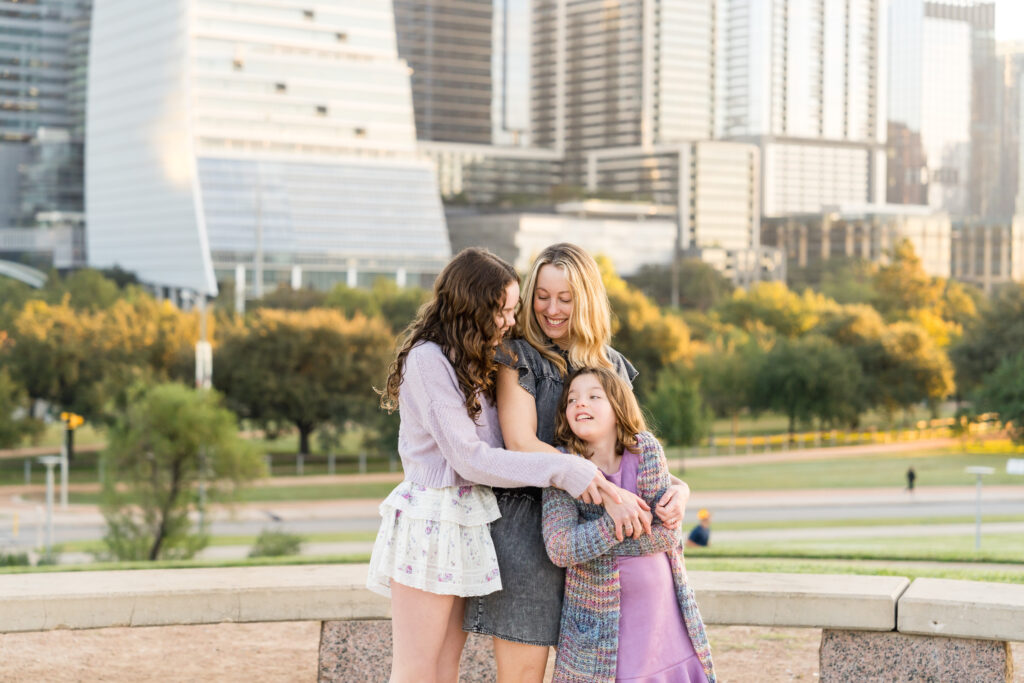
top-left (463, 338), bottom-right (637, 646)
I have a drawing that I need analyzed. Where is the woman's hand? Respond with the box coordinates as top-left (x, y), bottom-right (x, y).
top-left (655, 482), bottom-right (690, 530)
top-left (580, 474), bottom-right (623, 507)
top-left (604, 489), bottom-right (652, 541)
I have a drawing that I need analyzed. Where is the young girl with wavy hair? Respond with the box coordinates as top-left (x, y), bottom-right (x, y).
top-left (544, 367), bottom-right (716, 683)
top-left (367, 247), bottom-right (622, 683)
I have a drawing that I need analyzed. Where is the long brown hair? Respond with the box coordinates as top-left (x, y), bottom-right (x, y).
top-left (380, 247), bottom-right (518, 420)
top-left (555, 367), bottom-right (647, 458)
top-left (519, 243), bottom-right (614, 376)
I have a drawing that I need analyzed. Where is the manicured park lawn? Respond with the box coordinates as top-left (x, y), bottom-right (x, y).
top-left (672, 450), bottom-right (1024, 490)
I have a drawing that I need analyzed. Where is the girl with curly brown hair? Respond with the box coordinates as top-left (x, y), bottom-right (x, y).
top-left (366, 247), bottom-right (623, 683)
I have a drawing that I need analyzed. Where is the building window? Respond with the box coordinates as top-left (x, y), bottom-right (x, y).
top-left (316, 105), bottom-right (328, 116)
top-left (303, 9), bottom-right (314, 20)
top-left (275, 82), bottom-right (287, 93)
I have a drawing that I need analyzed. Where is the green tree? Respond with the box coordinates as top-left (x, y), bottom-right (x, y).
top-left (256, 284), bottom-right (328, 311)
top-left (0, 360), bottom-right (42, 448)
top-left (950, 283), bottom-right (1024, 395)
top-left (751, 335), bottom-right (863, 438)
top-left (99, 383), bottom-right (263, 561)
top-left (214, 309), bottom-right (394, 454)
top-left (973, 352), bottom-right (1024, 443)
top-left (371, 279), bottom-right (429, 333)
top-left (43, 269), bottom-right (122, 311)
top-left (694, 345), bottom-right (759, 439)
top-left (624, 260), bottom-right (735, 311)
top-left (817, 258), bottom-right (878, 305)
top-left (324, 279), bottom-right (428, 333)
top-left (647, 365), bottom-right (711, 447)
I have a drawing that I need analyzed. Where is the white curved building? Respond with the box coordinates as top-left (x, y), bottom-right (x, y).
top-left (86, 0), bottom-right (450, 296)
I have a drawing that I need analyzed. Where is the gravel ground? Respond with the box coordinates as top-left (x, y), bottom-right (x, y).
top-left (0, 622), bottom-right (1020, 682)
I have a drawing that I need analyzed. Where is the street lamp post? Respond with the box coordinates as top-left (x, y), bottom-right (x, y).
top-left (965, 466), bottom-right (995, 550)
top-left (37, 455), bottom-right (61, 555)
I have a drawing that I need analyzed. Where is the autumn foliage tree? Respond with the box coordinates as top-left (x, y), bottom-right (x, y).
top-left (599, 258), bottom-right (693, 398)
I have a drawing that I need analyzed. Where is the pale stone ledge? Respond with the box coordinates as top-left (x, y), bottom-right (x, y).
top-left (897, 577), bottom-right (1024, 642)
top-left (0, 565), bottom-right (389, 633)
top-left (690, 571), bottom-right (910, 630)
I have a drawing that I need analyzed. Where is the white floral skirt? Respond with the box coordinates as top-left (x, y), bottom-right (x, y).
top-left (366, 481), bottom-right (503, 598)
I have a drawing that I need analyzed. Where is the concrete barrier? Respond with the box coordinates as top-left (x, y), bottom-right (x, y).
top-left (1, 565), bottom-right (1020, 681)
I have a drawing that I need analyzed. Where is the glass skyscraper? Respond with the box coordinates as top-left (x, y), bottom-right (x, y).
top-left (0, 0), bottom-right (89, 227)
top-left (86, 0), bottom-right (450, 296)
top-left (717, 0), bottom-right (887, 217)
top-left (887, 0), bottom-right (997, 217)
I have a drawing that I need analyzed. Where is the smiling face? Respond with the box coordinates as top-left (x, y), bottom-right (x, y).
top-left (533, 264), bottom-right (573, 347)
top-left (493, 280), bottom-right (519, 345)
top-left (564, 372), bottom-right (617, 444)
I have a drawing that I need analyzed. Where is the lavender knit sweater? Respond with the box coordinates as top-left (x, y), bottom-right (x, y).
top-left (396, 341), bottom-right (599, 497)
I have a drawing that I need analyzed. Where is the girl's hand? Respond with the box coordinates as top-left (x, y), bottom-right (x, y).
top-left (604, 489), bottom-right (652, 541)
top-left (580, 474), bottom-right (623, 507)
top-left (655, 482), bottom-right (690, 530)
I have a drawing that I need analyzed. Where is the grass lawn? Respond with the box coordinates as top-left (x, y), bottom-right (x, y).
top-left (684, 557), bottom-right (1024, 584)
top-left (672, 450), bottom-right (1024, 489)
top-left (58, 448), bottom-right (1024, 505)
top-left (689, 532), bottom-right (1024, 565)
top-left (4, 553), bottom-right (1022, 584)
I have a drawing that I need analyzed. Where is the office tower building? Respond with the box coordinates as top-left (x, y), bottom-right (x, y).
top-left (393, 0), bottom-right (493, 144)
top-left (888, 0), bottom-right (997, 217)
top-left (533, 0), bottom-right (715, 157)
top-left (718, 0), bottom-right (887, 217)
top-left (87, 0), bottom-right (450, 296)
top-left (762, 205), bottom-right (952, 279)
top-left (0, 0), bottom-right (89, 228)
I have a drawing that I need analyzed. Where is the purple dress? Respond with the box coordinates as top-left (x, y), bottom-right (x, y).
top-left (604, 450), bottom-right (707, 683)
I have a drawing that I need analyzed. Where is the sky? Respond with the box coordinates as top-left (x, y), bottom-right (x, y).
top-left (995, 0), bottom-right (1024, 43)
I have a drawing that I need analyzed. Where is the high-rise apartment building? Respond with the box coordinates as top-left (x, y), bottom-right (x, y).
top-left (0, 0), bottom-right (89, 227)
top-left (87, 0), bottom-right (450, 296)
top-left (533, 0), bottom-right (715, 159)
top-left (393, 0), bottom-right (493, 145)
top-left (717, 0), bottom-right (887, 217)
top-left (887, 0), bottom-right (997, 217)
top-left (993, 42), bottom-right (1024, 220)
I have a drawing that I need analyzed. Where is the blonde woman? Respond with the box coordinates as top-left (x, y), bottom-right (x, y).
top-left (463, 243), bottom-right (691, 682)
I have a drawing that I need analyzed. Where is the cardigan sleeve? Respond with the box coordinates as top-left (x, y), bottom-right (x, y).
top-left (541, 486), bottom-right (622, 567)
top-left (404, 344), bottom-right (599, 496)
top-left (611, 432), bottom-right (680, 556)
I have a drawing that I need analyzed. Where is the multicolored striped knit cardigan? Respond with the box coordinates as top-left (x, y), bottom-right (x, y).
top-left (541, 431), bottom-right (716, 683)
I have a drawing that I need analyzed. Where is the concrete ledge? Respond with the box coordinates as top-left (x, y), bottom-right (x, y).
top-left (1, 566), bottom-right (912, 634)
top-left (0, 565), bottom-right (388, 633)
top-left (691, 571), bottom-right (910, 630)
top-left (897, 577), bottom-right (1024, 642)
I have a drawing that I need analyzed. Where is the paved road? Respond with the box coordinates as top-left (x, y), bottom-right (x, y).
top-left (3, 485), bottom-right (1022, 548)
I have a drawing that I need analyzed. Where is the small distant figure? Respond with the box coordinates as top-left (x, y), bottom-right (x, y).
top-left (686, 508), bottom-right (712, 547)
top-left (906, 467), bottom-right (916, 492)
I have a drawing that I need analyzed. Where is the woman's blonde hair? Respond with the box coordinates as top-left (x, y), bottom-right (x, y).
top-left (555, 367), bottom-right (647, 458)
top-left (519, 243), bottom-right (613, 375)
